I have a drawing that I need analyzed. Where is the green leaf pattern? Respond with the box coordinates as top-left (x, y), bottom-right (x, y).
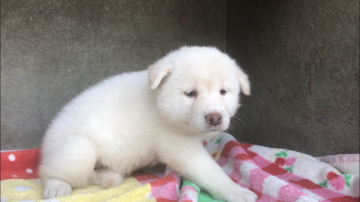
top-left (275, 151), bottom-right (288, 157)
top-left (214, 136), bottom-right (224, 145)
top-left (344, 174), bottom-right (351, 187)
top-left (319, 180), bottom-right (328, 188)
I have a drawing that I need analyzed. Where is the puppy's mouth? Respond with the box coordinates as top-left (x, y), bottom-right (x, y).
top-left (204, 127), bottom-right (224, 137)
top-left (206, 125), bottom-right (218, 131)
top-left (188, 118), bottom-right (228, 133)
top-left (205, 125), bottom-right (225, 132)
top-left (190, 124), bottom-right (223, 134)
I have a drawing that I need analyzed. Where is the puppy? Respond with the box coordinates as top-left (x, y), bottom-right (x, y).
top-left (39, 46), bottom-right (257, 202)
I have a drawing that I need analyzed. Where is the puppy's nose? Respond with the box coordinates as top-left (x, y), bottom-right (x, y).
top-left (205, 113), bottom-right (222, 126)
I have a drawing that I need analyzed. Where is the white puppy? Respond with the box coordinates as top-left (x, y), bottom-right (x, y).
top-left (39, 46), bottom-right (257, 202)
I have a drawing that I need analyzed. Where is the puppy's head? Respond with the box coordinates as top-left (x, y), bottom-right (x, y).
top-left (148, 46), bottom-right (250, 135)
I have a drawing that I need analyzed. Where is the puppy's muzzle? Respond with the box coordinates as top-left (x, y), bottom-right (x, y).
top-left (205, 113), bottom-right (222, 126)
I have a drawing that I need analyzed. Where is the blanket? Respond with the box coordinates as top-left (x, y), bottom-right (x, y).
top-left (1, 132), bottom-right (359, 202)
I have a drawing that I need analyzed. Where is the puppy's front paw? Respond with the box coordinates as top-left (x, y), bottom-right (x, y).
top-left (101, 171), bottom-right (123, 189)
top-left (228, 186), bottom-right (258, 202)
top-left (91, 170), bottom-right (123, 189)
top-left (43, 179), bottom-right (72, 199)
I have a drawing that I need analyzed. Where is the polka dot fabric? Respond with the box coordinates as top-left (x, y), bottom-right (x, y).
top-left (1, 149), bottom-right (40, 180)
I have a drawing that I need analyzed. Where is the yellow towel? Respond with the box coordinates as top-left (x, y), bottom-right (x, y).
top-left (0, 177), bottom-right (155, 202)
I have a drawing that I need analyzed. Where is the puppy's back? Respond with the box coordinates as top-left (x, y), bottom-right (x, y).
top-left (43, 70), bottom-right (154, 141)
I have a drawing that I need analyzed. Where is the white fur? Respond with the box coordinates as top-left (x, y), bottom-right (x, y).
top-left (39, 46), bottom-right (257, 202)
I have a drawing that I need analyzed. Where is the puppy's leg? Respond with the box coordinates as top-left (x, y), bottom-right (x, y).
top-left (89, 169), bottom-right (124, 189)
top-left (159, 141), bottom-right (257, 202)
top-left (40, 137), bottom-right (97, 199)
top-left (43, 178), bottom-right (72, 199)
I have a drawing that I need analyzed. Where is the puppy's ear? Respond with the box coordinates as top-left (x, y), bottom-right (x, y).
top-left (148, 62), bottom-right (173, 89)
top-left (234, 67), bottom-right (251, 95)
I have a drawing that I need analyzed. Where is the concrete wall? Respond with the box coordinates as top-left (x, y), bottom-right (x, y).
top-left (1, 0), bottom-right (226, 149)
top-left (2, 0), bottom-right (359, 156)
top-left (227, 0), bottom-right (359, 156)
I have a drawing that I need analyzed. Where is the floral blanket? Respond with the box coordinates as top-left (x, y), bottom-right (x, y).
top-left (1, 132), bottom-right (359, 202)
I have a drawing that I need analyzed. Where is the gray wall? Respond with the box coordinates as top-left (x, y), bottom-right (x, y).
top-left (2, 0), bottom-right (359, 156)
top-left (227, 0), bottom-right (359, 156)
top-left (1, 0), bottom-right (226, 150)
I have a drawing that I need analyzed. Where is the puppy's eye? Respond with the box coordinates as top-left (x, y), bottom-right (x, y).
top-left (185, 90), bottom-right (197, 98)
top-left (220, 89), bottom-right (227, 95)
